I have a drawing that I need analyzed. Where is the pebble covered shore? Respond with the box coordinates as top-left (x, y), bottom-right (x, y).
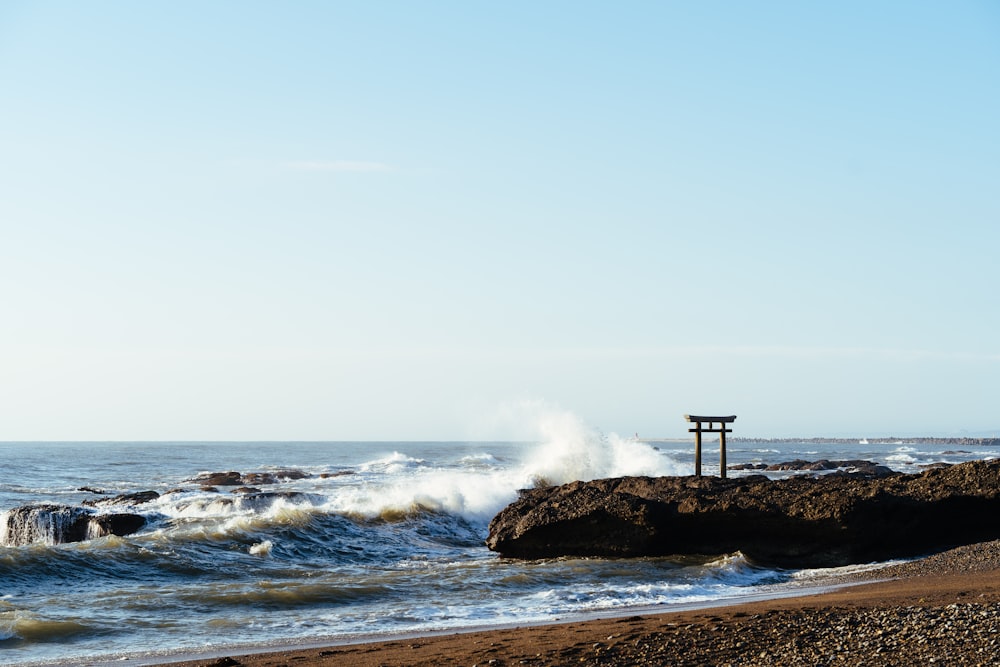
top-left (570, 600), bottom-right (1000, 666)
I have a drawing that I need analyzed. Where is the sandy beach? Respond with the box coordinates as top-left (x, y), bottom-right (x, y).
top-left (159, 540), bottom-right (1000, 667)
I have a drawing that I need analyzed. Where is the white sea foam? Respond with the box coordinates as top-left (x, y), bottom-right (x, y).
top-left (792, 559), bottom-right (909, 581)
top-left (358, 452), bottom-right (425, 474)
top-left (160, 493), bottom-right (319, 520)
top-left (325, 467), bottom-right (514, 524)
top-left (459, 453), bottom-right (499, 466)
top-left (514, 404), bottom-right (687, 487)
top-left (198, 405), bottom-right (681, 527)
top-left (505, 553), bottom-right (782, 616)
top-left (319, 405), bottom-right (686, 524)
top-left (249, 540), bottom-right (273, 556)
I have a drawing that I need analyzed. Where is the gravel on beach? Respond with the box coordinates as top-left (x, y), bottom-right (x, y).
top-left (569, 600), bottom-right (1000, 666)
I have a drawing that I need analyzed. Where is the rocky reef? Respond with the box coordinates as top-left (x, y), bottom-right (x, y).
top-left (188, 469), bottom-right (309, 487)
top-left (486, 460), bottom-right (1000, 568)
top-left (728, 459), bottom-right (894, 475)
top-left (1, 469), bottom-right (314, 546)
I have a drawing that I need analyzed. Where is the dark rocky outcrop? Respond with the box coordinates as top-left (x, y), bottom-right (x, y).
top-left (319, 470), bottom-right (355, 479)
top-left (190, 470), bottom-right (309, 486)
top-left (1, 504), bottom-right (146, 546)
top-left (486, 460), bottom-right (1000, 568)
top-left (193, 471), bottom-right (244, 486)
top-left (83, 490), bottom-right (160, 508)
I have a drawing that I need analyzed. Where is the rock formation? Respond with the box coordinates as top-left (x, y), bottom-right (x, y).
top-left (3, 469), bottom-right (309, 547)
top-left (1, 504), bottom-right (147, 546)
top-left (486, 460), bottom-right (1000, 568)
top-left (189, 470), bottom-right (309, 486)
top-left (83, 490), bottom-right (160, 508)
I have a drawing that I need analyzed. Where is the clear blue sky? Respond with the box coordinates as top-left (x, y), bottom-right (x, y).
top-left (2, 2), bottom-right (998, 440)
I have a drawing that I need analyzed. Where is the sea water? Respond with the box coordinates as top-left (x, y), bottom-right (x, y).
top-left (1, 419), bottom-right (996, 666)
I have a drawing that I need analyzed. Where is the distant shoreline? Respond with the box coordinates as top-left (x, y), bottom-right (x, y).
top-left (643, 436), bottom-right (1000, 446)
top-left (732, 436), bottom-right (1000, 446)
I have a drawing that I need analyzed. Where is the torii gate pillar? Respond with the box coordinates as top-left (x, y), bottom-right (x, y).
top-left (684, 415), bottom-right (737, 478)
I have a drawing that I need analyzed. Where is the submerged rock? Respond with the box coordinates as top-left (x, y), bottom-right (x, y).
top-left (1, 504), bottom-right (146, 546)
top-left (486, 460), bottom-right (1000, 568)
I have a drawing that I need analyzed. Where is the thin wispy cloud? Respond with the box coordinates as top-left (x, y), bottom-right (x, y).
top-left (281, 159), bottom-right (394, 173)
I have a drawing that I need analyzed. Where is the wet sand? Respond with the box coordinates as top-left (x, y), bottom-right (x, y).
top-left (159, 541), bottom-right (1000, 667)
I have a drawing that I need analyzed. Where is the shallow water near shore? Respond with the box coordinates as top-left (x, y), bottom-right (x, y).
top-left (1, 430), bottom-right (996, 666)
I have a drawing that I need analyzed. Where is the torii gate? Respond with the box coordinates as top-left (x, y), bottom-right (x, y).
top-left (684, 415), bottom-right (736, 478)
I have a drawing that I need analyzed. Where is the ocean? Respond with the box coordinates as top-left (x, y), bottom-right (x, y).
top-left (1, 427), bottom-right (997, 666)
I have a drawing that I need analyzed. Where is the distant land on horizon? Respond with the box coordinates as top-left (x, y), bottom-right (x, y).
top-left (732, 436), bottom-right (999, 446)
top-left (642, 436), bottom-right (1000, 447)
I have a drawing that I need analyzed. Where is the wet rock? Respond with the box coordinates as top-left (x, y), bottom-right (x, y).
top-left (83, 490), bottom-right (160, 508)
top-left (89, 513), bottom-right (147, 539)
top-left (234, 491), bottom-right (307, 509)
top-left (762, 459), bottom-right (894, 476)
top-left (727, 460), bottom-right (893, 476)
top-left (486, 460), bottom-right (1000, 568)
top-left (240, 473), bottom-right (278, 485)
top-left (193, 471), bottom-right (244, 486)
top-left (765, 458), bottom-right (836, 471)
top-left (190, 470), bottom-right (309, 486)
top-left (1, 504), bottom-right (146, 546)
top-left (271, 469), bottom-right (309, 481)
top-left (827, 464), bottom-right (895, 477)
top-left (729, 463), bottom-right (768, 471)
top-left (2, 504), bottom-right (91, 545)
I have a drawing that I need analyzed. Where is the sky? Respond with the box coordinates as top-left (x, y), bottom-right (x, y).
top-left (1, 2), bottom-right (998, 441)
